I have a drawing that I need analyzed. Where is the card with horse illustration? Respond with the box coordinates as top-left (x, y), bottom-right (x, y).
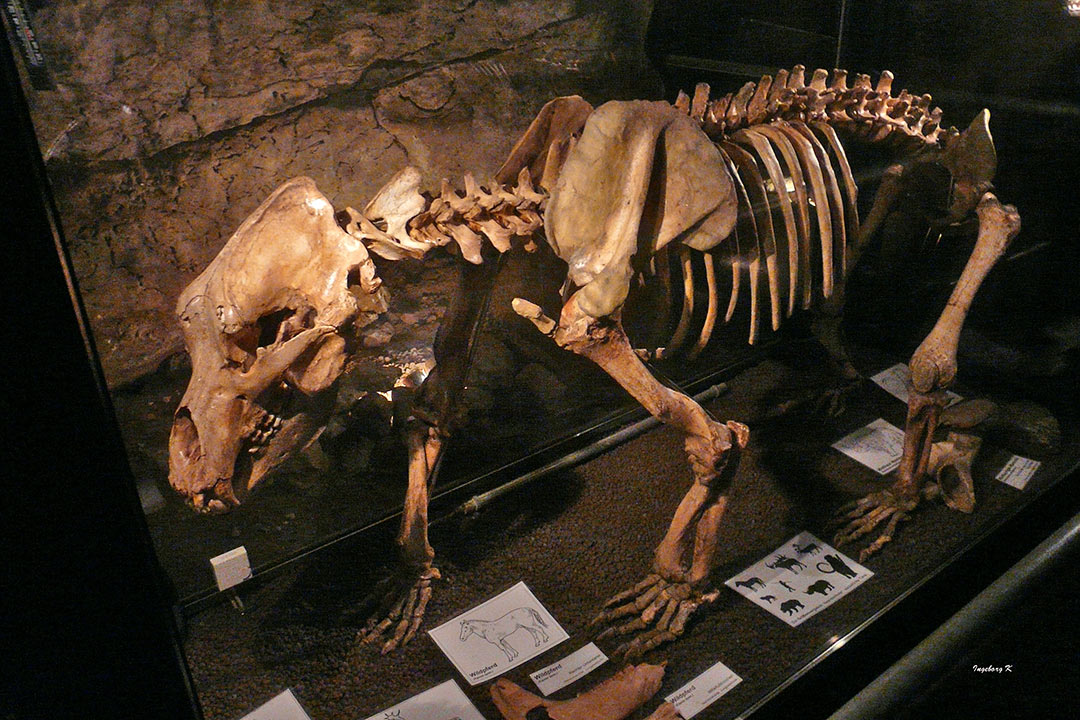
top-left (428, 581), bottom-right (569, 685)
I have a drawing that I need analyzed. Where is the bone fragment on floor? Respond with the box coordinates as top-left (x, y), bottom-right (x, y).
top-left (927, 431), bottom-right (982, 514)
top-left (489, 663), bottom-right (665, 720)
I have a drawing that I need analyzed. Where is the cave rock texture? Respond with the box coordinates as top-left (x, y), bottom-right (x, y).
top-left (24, 0), bottom-right (660, 387)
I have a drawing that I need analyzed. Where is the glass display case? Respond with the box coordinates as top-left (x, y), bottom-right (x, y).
top-left (4, 1), bottom-right (1078, 719)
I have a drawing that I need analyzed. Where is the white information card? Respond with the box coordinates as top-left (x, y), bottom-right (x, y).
top-left (529, 642), bottom-right (608, 695)
top-left (726, 531), bottom-right (873, 627)
top-left (665, 660), bottom-right (742, 719)
top-left (362, 680), bottom-right (485, 720)
top-left (832, 418), bottom-right (905, 475)
top-left (240, 689), bottom-right (311, 720)
top-left (996, 455), bottom-right (1040, 490)
top-left (870, 363), bottom-right (962, 406)
top-left (428, 581), bottom-right (569, 686)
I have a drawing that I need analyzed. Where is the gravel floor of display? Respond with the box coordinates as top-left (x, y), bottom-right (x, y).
top-left (181, 354), bottom-right (1078, 720)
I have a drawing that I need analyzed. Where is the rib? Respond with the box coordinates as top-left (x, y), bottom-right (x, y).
top-left (811, 121), bottom-right (861, 270)
top-left (717, 144), bottom-right (762, 343)
top-left (663, 245), bottom-right (696, 356)
top-left (724, 222), bottom-right (742, 323)
top-left (688, 249), bottom-right (720, 360)
top-left (755, 123), bottom-right (812, 309)
top-left (773, 121), bottom-right (835, 298)
top-left (723, 140), bottom-right (782, 332)
top-left (792, 121), bottom-right (847, 282)
top-left (735, 128), bottom-right (799, 317)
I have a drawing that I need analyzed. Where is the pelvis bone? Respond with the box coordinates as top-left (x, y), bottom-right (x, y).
top-left (169, 177), bottom-right (388, 513)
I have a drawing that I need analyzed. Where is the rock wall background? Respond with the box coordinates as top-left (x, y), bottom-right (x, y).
top-left (21, 0), bottom-right (661, 387)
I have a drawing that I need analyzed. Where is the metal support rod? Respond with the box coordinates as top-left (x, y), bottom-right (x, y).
top-left (829, 509), bottom-right (1080, 720)
top-left (458, 382), bottom-right (729, 515)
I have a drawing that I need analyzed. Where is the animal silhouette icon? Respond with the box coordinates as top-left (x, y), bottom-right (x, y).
top-left (459, 607), bottom-right (549, 661)
top-left (817, 554), bottom-right (858, 579)
top-left (805, 579), bottom-right (834, 596)
top-left (793, 541), bottom-right (820, 555)
top-left (735, 577), bottom-right (766, 591)
top-left (780, 599), bottom-right (804, 615)
top-left (760, 595), bottom-right (776, 604)
top-left (766, 554), bottom-right (807, 572)
top-left (778, 580), bottom-right (795, 593)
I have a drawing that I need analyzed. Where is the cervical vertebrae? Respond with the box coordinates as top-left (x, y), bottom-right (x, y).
top-left (342, 166), bottom-right (547, 265)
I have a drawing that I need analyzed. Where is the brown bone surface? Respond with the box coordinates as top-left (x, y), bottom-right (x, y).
top-left (174, 67), bottom-right (1018, 655)
top-left (490, 663), bottom-right (666, 720)
top-left (169, 177), bottom-right (387, 513)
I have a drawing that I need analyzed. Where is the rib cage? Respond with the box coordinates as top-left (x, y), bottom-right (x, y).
top-left (652, 66), bottom-right (951, 357)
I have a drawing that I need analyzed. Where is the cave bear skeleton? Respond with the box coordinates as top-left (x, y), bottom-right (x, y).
top-left (168, 66), bottom-right (1020, 659)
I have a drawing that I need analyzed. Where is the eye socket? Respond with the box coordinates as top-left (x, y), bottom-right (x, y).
top-left (226, 306), bottom-right (315, 363)
top-left (257, 308), bottom-right (298, 348)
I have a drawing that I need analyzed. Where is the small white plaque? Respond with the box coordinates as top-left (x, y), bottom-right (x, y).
top-left (240, 689), bottom-right (311, 720)
top-left (362, 680), bottom-right (485, 720)
top-left (210, 546), bottom-right (252, 591)
top-left (529, 642), bottom-right (608, 695)
top-left (664, 660), bottom-right (742, 719)
top-left (870, 363), bottom-right (962, 406)
top-left (726, 531), bottom-right (874, 627)
top-left (833, 419), bottom-right (905, 475)
top-left (428, 581), bottom-right (569, 686)
top-left (996, 455), bottom-right (1040, 490)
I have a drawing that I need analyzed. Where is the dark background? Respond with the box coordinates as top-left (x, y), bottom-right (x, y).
top-left (2, 1), bottom-right (1078, 718)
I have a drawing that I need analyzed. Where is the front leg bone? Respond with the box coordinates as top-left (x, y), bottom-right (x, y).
top-left (359, 422), bottom-right (443, 653)
top-left (834, 193), bottom-right (1019, 560)
top-left (515, 294), bottom-right (747, 658)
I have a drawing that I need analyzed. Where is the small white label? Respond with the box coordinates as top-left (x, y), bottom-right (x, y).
top-left (871, 363), bottom-right (962, 406)
top-left (362, 680), bottom-right (485, 720)
top-left (210, 546), bottom-right (252, 591)
top-left (664, 660), bottom-right (742, 719)
top-left (529, 642), bottom-right (608, 695)
top-left (833, 419), bottom-right (905, 475)
top-left (996, 455), bottom-right (1040, 490)
top-left (726, 532), bottom-right (874, 627)
top-left (428, 581), bottom-right (569, 686)
top-left (240, 689), bottom-right (311, 720)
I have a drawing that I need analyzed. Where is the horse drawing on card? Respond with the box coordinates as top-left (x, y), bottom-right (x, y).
top-left (459, 607), bottom-right (549, 661)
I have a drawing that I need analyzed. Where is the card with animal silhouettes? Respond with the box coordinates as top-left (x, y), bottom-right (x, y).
top-left (428, 581), bottom-right (569, 685)
top-left (362, 680), bottom-right (485, 720)
top-left (725, 532), bottom-right (873, 627)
